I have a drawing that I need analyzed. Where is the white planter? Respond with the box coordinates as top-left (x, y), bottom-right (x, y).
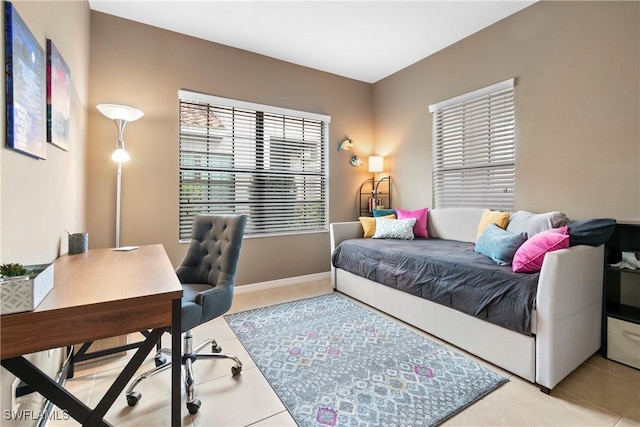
top-left (1, 263), bottom-right (54, 315)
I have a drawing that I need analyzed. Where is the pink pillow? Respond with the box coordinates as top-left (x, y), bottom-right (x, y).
top-left (396, 207), bottom-right (429, 238)
top-left (512, 226), bottom-right (569, 273)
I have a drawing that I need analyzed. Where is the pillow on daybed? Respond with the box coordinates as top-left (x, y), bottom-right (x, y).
top-left (396, 207), bottom-right (429, 238)
top-left (475, 223), bottom-right (528, 266)
top-left (506, 210), bottom-right (569, 238)
top-left (512, 226), bottom-right (570, 273)
top-left (359, 214), bottom-right (395, 238)
top-left (477, 210), bottom-right (509, 239)
top-left (567, 218), bottom-right (616, 246)
top-left (372, 217), bottom-right (416, 240)
top-left (373, 208), bottom-right (397, 217)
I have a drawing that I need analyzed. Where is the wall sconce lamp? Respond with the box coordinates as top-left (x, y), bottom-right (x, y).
top-left (97, 103), bottom-right (144, 248)
top-left (337, 136), bottom-right (354, 151)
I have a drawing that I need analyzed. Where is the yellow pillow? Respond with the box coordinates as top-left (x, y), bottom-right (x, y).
top-left (476, 209), bottom-right (509, 239)
top-left (359, 214), bottom-right (395, 238)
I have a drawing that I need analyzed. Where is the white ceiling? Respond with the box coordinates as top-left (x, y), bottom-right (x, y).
top-left (88, 1), bottom-right (536, 83)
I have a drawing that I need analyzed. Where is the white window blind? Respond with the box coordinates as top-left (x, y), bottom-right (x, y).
top-left (178, 90), bottom-right (330, 240)
top-left (429, 79), bottom-right (515, 210)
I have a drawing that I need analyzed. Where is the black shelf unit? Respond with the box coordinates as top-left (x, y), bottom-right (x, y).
top-left (602, 221), bottom-right (640, 362)
top-left (358, 176), bottom-right (391, 217)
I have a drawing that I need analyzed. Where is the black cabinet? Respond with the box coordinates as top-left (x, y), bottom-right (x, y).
top-left (602, 222), bottom-right (640, 369)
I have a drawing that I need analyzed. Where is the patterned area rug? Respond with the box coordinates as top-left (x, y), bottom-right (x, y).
top-left (225, 293), bottom-right (507, 426)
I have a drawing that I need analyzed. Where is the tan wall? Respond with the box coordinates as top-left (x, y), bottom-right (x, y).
top-left (373, 1), bottom-right (640, 221)
top-left (88, 12), bottom-right (373, 285)
top-left (0, 0), bottom-right (90, 420)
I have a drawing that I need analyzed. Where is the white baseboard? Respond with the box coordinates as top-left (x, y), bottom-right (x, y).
top-left (234, 271), bottom-right (331, 294)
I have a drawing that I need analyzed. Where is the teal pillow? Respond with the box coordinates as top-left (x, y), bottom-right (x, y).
top-left (475, 223), bottom-right (527, 266)
top-left (373, 208), bottom-right (396, 217)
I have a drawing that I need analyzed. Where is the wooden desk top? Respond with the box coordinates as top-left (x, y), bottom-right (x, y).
top-left (1, 244), bottom-right (183, 359)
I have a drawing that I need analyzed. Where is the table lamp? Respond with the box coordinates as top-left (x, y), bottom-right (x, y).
top-left (369, 156), bottom-right (384, 182)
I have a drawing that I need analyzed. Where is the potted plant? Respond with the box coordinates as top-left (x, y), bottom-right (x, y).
top-left (1, 262), bottom-right (54, 315)
top-left (0, 263), bottom-right (28, 278)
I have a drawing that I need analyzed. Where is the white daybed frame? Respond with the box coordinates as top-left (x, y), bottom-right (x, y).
top-left (330, 208), bottom-right (604, 392)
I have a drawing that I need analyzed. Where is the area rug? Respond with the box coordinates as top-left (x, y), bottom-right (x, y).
top-left (225, 293), bottom-right (507, 426)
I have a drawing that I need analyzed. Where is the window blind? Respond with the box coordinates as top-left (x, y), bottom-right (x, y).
top-left (178, 90), bottom-right (330, 240)
top-left (429, 79), bottom-right (515, 210)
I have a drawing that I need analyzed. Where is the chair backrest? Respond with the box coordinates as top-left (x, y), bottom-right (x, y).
top-left (175, 214), bottom-right (247, 288)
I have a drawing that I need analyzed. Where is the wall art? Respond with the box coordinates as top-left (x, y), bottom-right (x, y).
top-left (47, 39), bottom-right (70, 151)
top-left (5, 1), bottom-right (47, 159)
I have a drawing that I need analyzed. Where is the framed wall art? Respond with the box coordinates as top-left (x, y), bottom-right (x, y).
top-left (47, 39), bottom-right (70, 151)
top-left (5, 1), bottom-right (47, 159)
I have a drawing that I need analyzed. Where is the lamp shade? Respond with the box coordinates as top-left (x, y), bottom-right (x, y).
top-left (368, 156), bottom-right (384, 173)
top-left (97, 104), bottom-right (144, 122)
top-left (111, 148), bottom-right (130, 162)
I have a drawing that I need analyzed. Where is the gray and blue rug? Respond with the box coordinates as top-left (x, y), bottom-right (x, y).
top-left (225, 293), bottom-right (507, 426)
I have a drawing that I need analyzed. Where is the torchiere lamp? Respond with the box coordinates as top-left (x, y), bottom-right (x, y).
top-left (97, 104), bottom-right (144, 248)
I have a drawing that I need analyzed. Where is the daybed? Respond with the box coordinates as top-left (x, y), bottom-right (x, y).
top-left (330, 207), bottom-right (605, 393)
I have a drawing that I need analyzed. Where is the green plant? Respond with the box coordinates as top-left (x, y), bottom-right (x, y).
top-left (0, 263), bottom-right (27, 277)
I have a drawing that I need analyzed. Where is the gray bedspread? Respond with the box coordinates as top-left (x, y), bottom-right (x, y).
top-left (331, 238), bottom-right (539, 335)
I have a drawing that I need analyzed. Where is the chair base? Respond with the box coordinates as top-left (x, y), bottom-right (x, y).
top-left (125, 330), bottom-right (242, 414)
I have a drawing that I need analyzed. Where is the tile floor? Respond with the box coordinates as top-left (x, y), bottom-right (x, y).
top-left (40, 279), bottom-right (639, 427)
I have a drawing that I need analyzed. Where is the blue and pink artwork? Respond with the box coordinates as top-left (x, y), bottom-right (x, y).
top-left (47, 39), bottom-right (70, 151)
top-left (5, 1), bottom-right (47, 159)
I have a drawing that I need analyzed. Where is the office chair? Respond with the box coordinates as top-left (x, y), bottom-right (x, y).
top-left (125, 214), bottom-right (247, 414)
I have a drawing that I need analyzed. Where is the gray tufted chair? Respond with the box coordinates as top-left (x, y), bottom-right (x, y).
top-left (125, 214), bottom-right (247, 415)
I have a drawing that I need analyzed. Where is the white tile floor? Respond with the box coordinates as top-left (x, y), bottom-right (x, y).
top-left (38, 279), bottom-right (640, 426)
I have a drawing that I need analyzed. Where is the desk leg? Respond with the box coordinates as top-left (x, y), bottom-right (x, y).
top-left (2, 327), bottom-right (165, 427)
top-left (2, 357), bottom-right (110, 427)
top-left (85, 328), bottom-right (165, 426)
top-left (172, 298), bottom-right (182, 426)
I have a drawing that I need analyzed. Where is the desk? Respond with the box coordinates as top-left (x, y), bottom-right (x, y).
top-left (1, 245), bottom-right (183, 426)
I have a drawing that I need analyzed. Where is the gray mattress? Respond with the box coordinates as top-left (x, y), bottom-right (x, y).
top-left (331, 238), bottom-right (539, 335)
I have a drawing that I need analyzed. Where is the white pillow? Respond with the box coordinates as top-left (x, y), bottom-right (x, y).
top-left (506, 211), bottom-right (569, 238)
top-left (372, 218), bottom-right (416, 240)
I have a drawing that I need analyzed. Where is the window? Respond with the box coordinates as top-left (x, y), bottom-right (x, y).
top-left (429, 79), bottom-right (515, 210)
top-left (178, 90), bottom-right (330, 240)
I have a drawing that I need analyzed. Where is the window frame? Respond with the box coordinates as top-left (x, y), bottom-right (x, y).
top-left (428, 79), bottom-right (516, 210)
top-left (178, 90), bottom-right (331, 241)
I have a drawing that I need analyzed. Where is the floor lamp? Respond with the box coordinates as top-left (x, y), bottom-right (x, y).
top-left (97, 104), bottom-right (144, 248)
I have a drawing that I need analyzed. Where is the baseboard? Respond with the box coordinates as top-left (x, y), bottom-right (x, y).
top-left (235, 271), bottom-right (330, 294)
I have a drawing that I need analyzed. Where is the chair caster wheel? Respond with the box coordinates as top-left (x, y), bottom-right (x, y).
top-left (231, 365), bottom-right (242, 376)
top-left (211, 344), bottom-right (222, 353)
top-left (155, 356), bottom-right (167, 367)
top-left (126, 391), bottom-right (141, 407)
top-left (187, 399), bottom-right (201, 415)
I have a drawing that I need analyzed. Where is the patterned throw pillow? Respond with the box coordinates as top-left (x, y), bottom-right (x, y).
top-left (372, 217), bottom-right (417, 240)
top-left (359, 214), bottom-right (396, 238)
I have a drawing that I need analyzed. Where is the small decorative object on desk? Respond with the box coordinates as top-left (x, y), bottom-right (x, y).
top-left (68, 231), bottom-right (88, 254)
top-left (1, 263), bottom-right (54, 315)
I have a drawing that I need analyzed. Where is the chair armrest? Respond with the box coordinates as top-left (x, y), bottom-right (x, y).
top-left (194, 274), bottom-right (235, 323)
